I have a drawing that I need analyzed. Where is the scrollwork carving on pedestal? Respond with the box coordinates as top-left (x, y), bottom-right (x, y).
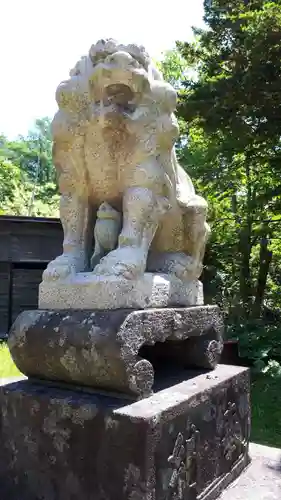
top-left (222, 402), bottom-right (247, 463)
top-left (167, 424), bottom-right (199, 499)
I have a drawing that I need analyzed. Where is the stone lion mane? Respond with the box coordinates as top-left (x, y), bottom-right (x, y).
top-left (43, 38), bottom-right (209, 286)
top-left (53, 38), bottom-right (194, 208)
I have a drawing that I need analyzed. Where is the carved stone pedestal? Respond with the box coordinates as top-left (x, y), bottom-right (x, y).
top-left (0, 365), bottom-right (250, 500)
top-left (8, 306), bottom-right (223, 399)
top-left (39, 273), bottom-right (203, 310)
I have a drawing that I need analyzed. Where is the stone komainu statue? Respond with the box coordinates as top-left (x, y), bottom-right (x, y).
top-left (43, 39), bottom-right (210, 284)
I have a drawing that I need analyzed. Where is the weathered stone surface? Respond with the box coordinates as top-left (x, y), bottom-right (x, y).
top-left (219, 443), bottom-right (281, 499)
top-left (8, 306), bottom-right (223, 398)
top-left (39, 272), bottom-right (203, 310)
top-left (40, 38), bottom-right (210, 309)
top-left (0, 365), bottom-right (250, 500)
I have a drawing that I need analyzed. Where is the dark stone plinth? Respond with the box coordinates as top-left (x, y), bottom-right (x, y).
top-left (8, 306), bottom-right (223, 399)
top-left (0, 365), bottom-right (250, 500)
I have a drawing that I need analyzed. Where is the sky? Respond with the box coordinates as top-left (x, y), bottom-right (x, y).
top-left (0, 0), bottom-right (204, 139)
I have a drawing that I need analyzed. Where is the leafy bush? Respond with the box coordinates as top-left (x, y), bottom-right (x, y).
top-left (226, 319), bottom-right (281, 375)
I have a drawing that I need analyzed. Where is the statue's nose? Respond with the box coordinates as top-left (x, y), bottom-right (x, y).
top-left (106, 51), bottom-right (135, 68)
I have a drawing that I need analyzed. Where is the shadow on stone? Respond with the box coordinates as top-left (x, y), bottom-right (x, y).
top-left (0, 366), bottom-right (250, 500)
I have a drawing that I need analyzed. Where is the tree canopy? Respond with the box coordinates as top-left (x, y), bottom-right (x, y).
top-left (159, 0), bottom-right (281, 368)
top-left (0, 117), bottom-right (59, 217)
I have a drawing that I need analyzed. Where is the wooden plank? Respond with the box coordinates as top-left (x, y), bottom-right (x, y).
top-left (10, 221), bottom-right (63, 262)
top-left (0, 229), bottom-right (11, 262)
top-left (12, 268), bottom-right (44, 324)
top-left (0, 217), bottom-right (64, 336)
top-left (0, 218), bottom-right (63, 263)
top-left (0, 263), bottom-right (9, 336)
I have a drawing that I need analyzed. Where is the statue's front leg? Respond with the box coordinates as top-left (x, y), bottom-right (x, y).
top-left (43, 193), bottom-right (91, 281)
top-left (93, 159), bottom-right (169, 279)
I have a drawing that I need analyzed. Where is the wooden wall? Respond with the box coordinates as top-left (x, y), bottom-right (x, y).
top-left (0, 263), bottom-right (9, 336)
top-left (0, 216), bottom-right (63, 337)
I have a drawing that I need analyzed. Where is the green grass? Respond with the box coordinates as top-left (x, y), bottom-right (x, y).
top-left (251, 373), bottom-right (281, 448)
top-left (0, 344), bottom-right (280, 447)
top-left (0, 343), bottom-right (22, 378)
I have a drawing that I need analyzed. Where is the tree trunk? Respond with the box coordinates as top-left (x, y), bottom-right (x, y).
top-left (238, 159), bottom-right (253, 316)
top-left (239, 223), bottom-right (252, 315)
top-left (252, 232), bottom-right (272, 318)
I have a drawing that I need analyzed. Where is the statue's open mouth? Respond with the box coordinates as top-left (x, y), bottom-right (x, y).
top-left (89, 58), bottom-right (150, 109)
top-left (104, 83), bottom-right (135, 107)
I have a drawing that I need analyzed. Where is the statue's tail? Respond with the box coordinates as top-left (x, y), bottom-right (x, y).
top-left (161, 148), bottom-right (197, 211)
top-left (171, 149), bottom-right (196, 209)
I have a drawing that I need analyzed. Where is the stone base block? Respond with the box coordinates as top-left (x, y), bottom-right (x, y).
top-left (0, 365), bottom-right (250, 500)
top-left (39, 272), bottom-right (203, 310)
top-left (8, 306), bottom-right (224, 399)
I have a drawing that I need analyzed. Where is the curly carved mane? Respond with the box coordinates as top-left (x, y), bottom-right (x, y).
top-left (52, 38), bottom-right (195, 207)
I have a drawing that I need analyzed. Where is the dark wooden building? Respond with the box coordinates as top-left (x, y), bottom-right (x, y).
top-left (0, 215), bottom-right (63, 338)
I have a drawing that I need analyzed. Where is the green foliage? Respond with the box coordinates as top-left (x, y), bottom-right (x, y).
top-left (0, 343), bottom-right (21, 378)
top-left (0, 117), bottom-right (59, 217)
top-left (251, 373), bottom-right (281, 447)
top-left (0, 158), bottom-right (22, 211)
top-left (156, 49), bottom-right (190, 89)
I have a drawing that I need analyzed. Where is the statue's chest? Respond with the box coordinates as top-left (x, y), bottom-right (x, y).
top-left (87, 113), bottom-right (135, 156)
top-left (84, 121), bottom-right (135, 202)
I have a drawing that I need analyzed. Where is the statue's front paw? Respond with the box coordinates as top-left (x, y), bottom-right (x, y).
top-left (92, 248), bottom-right (146, 280)
top-left (147, 252), bottom-right (201, 281)
top-left (168, 254), bottom-right (201, 281)
top-left (176, 257), bottom-right (202, 281)
top-left (42, 254), bottom-right (85, 282)
top-left (43, 263), bottom-right (74, 282)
